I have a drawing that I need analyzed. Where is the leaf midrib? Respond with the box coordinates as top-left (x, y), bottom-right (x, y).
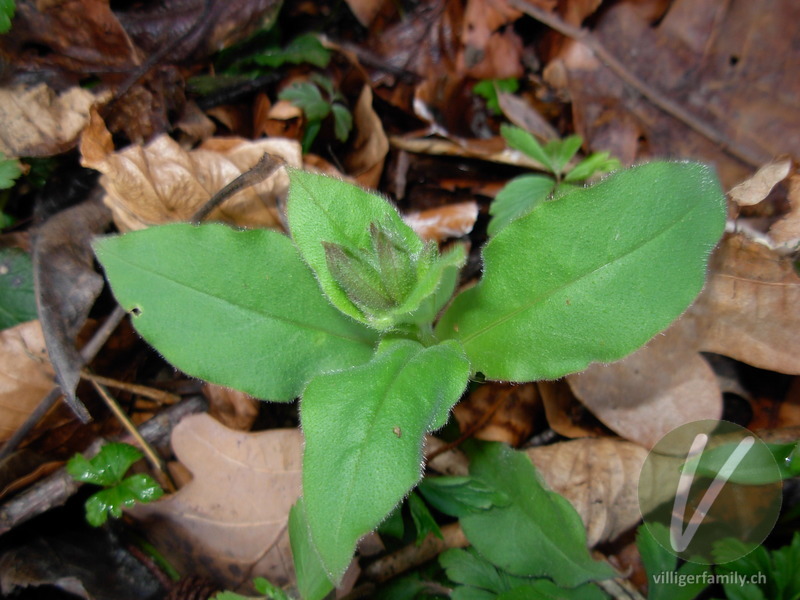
top-left (460, 200), bottom-right (705, 346)
top-left (107, 251), bottom-right (375, 347)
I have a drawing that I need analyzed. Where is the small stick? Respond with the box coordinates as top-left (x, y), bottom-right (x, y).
top-left (190, 153), bottom-right (286, 223)
top-left (90, 378), bottom-right (176, 494)
top-left (0, 306), bottom-right (127, 460)
top-left (81, 371), bottom-right (181, 406)
top-left (506, 0), bottom-right (768, 168)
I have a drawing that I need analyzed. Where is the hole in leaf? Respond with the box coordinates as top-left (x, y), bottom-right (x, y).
top-left (130, 306), bottom-right (142, 317)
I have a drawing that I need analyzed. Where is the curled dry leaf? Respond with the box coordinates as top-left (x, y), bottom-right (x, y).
top-left (344, 86), bottom-right (390, 189)
top-left (452, 382), bottom-right (542, 446)
top-left (80, 111), bottom-right (302, 231)
top-left (202, 383), bottom-right (259, 432)
top-left (728, 158), bottom-right (793, 207)
top-left (130, 413), bottom-right (303, 591)
top-left (538, 380), bottom-right (607, 439)
top-left (403, 202), bottom-right (478, 243)
top-left (343, 0), bottom-right (390, 27)
top-left (769, 173), bottom-right (800, 250)
top-left (567, 332), bottom-right (722, 449)
top-left (527, 438), bottom-right (648, 546)
top-left (0, 321), bottom-right (56, 442)
top-left (0, 85), bottom-right (112, 158)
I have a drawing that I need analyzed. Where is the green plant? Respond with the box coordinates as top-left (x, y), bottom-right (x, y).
top-left (93, 154), bottom-right (725, 593)
top-left (488, 125), bottom-right (620, 236)
top-left (0, 0), bottom-right (15, 34)
top-left (211, 577), bottom-right (291, 600)
top-left (473, 78), bottom-right (519, 115)
top-left (637, 523), bottom-right (711, 600)
top-left (66, 442), bottom-right (164, 526)
top-left (712, 533), bottom-right (800, 600)
top-left (279, 73), bottom-right (353, 152)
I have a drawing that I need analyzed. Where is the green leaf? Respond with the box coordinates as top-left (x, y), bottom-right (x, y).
top-left (408, 492), bottom-right (443, 544)
top-left (84, 473), bottom-right (163, 526)
top-left (501, 124), bottom-right (554, 172)
top-left (94, 223), bottom-right (377, 401)
top-left (0, 248), bottom-right (37, 329)
top-left (459, 442), bottom-right (616, 587)
top-left (545, 135), bottom-right (583, 176)
top-left (331, 102), bottom-right (353, 142)
top-left (288, 169), bottom-right (455, 329)
top-left (440, 547), bottom-right (527, 594)
top-left (289, 498), bottom-right (335, 600)
top-left (564, 152), bottom-right (621, 183)
top-left (0, 153), bottom-right (21, 188)
top-left (279, 82), bottom-right (331, 121)
top-left (253, 33), bottom-right (331, 68)
top-left (417, 475), bottom-right (509, 517)
top-left (253, 577), bottom-right (291, 600)
top-left (496, 581), bottom-right (608, 600)
top-left (67, 442), bottom-right (144, 487)
top-left (684, 438), bottom-right (786, 485)
top-left (0, 0), bottom-right (14, 35)
top-left (638, 524), bottom-right (711, 600)
top-left (487, 174), bottom-right (555, 237)
top-left (437, 162), bottom-right (726, 382)
top-left (301, 339), bottom-right (470, 582)
top-left (715, 533), bottom-right (800, 600)
top-left (473, 78), bottom-right (519, 114)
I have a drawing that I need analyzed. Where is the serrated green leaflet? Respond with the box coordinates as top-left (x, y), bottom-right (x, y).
top-left (301, 339), bottom-right (470, 582)
top-left (0, 247), bottom-right (37, 329)
top-left (84, 473), bottom-right (163, 526)
top-left (0, 153), bottom-right (21, 188)
top-left (460, 442), bottom-right (616, 587)
top-left (94, 223), bottom-right (377, 401)
top-left (288, 169), bottom-right (455, 329)
top-left (66, 442), bottom-right (143, 487)
top-left (437, 162), bottom-right (726, 381)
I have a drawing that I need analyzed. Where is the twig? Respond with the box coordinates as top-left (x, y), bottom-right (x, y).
top-left (0, 306), bottom-right (127, 461)
top-left (0, 395), bottom-right (207, 535)
top-left (190, 153), bottom-right (286, 223)
top-left (361, 522), bottom-right (468, 583)
top-left (89, 377), bottom-right (177, 493)
top-left (81, 371), bottom-right (181, 406)
top-left (506, 0), bottom-right (769, 168)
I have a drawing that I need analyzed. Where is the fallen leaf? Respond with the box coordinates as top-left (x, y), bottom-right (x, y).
top-left (203, 384), bottom-right (259, 432)
top-left (567, 332), bottom-right (722, 448)
top-left (403, 202), bottom-right (478, 243)
top-left (80, 111), bottom-right (302, 231)
top-left (130, 413), bottom-right (303, 591)
top-left (452, 382), bottom-right (542, 446)
top-left (33, 195), bottom-right (112, 422)
top-left (527, 437), bottom-right (648, 546)
top-left (768, 173), bottom-right (800, 251)
top-left (0, 321), bottom-right (57, 442)
top-left (538, 380), bottom-right (607, 439)
top-left (344, 86), bottom-right (390, 189)
top-left (343, 0), bottom-right (391, 27)
top-left (728, 158), bottom-right (793, 207)
top-left (686, 233), bottom-right (800, 375)
top-left (0, 85), bottom-right (112, 158)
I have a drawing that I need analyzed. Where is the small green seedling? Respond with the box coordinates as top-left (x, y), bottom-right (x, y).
top-left (211, 577), bottom-right (291, 600)
top-left (66, 442), bottom-right (163, 527)
top-left (279, 73), bottom-right (353, 152)
top-left (93, 149), bottom-right (726, 593)
top-left (473, 77), bottom-right (520, 115)
top-left (489, 125), bottom-right (620, 236)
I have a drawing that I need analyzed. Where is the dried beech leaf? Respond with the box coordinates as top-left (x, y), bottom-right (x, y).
top-left (202, 383), bottom-right (258, 432)
top-left (687, 234), bottom-right (800, 375)
top-left (0, 85), bottom-right (111, 158)
top-left (769, 173), bottom-right (800, 249)
top-left (403, 202), bottom-right (478, 243)
top-left (567, 333), bottom-right (722, 449)
top-left (0, 321), bottom-right (56, 442)
top-left (80, 112), bottom-right (302, 231)
top-left (527, 438), bottom-right (648, 546)
top-left (343, 0), bottom-right (390, 27)
top-left (452, 382), bottom-right (541, 446)
top-left (728, 158), bottom-right (792, 206)
top-left (538, 380), bottom-right (605, 439)
top-left (130, 413), bottom-right (303, 590)
top-left (344, 86), bottom-right (390, 189)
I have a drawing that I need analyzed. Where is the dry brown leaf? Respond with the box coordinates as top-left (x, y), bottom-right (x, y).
top-left (769, 173), bottom-right (800, 250)
top-left (527, 437), bottom-right (648, 546)
top-left (0, 321), bottom-right (56, 442)
top-left (0, 85), bottom-right (112, 158)
top-left (403, 202), bottom-right (478, 243)
top-left (343, 0), bottom-right (390, 27)
top-left (130, 413), bottom-right (302, 591)
top-left (453, 382), bottom-right (542, 446)
top-left (80, 111), bottom-right (302, 231)
top-left (567, 332), bottom-right (722, 449)
top-left (538, 380), bottom-right (606, 439)
top-left (344, 86), bottom-right (390, 189)
top-left (203, 383), bottom-right (259, 431)
top-left (728, 158), bottom-right (793, 207)
top-left (686, 233), bottom-right (800, 375)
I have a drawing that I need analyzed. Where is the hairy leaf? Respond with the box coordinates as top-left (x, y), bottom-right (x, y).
top-left (94, 223), bottom-right (377, 401)
top-left (437, 162), bottom-right (726, 382)
top-left (301, 339), bottom-right (470, 581)
top-left (289, 499), bottom-right (333, 600)
top-left (487, 174), bottom-right (555, 237)
top-left (460, 442), bottom-right (616, 587)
